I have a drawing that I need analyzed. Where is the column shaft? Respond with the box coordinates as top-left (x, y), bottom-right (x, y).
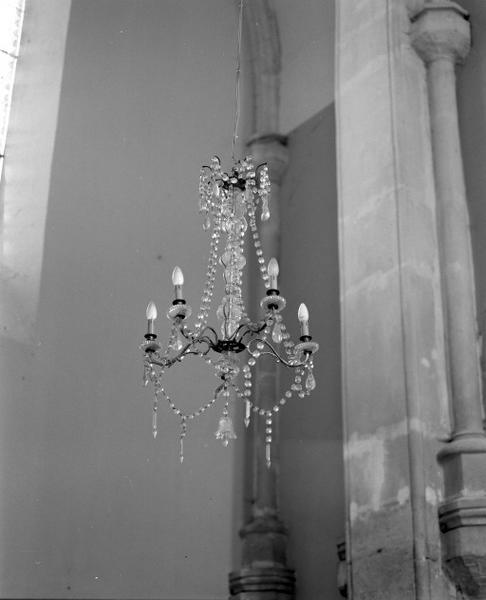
top-left (427, 56), bottom-right (483, 436)
top-left (412, 4), bottom-right (486, 596)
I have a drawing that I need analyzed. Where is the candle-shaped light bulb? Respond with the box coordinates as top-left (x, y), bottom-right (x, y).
top-left (298, 302), bottom-right (310, 336)
top-left (172, 266), bottom-right (184, 286)
top-left (146, 301), bottom-right (157, 334)
top-left (172, 266), bottom-right (184, 299)
top-left (268, 258), bottom-right (279, 290)
top-left (146, 301), bottom-right (157, 320)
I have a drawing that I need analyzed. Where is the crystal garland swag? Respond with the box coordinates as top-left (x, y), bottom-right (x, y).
top-left (141, 155), bottom-right (319, 466)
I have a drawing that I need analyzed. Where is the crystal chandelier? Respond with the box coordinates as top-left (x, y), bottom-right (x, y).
top-left (141, 155), bottom-right (318, 466)
top-left (140, 1), bottom-right (318, 467)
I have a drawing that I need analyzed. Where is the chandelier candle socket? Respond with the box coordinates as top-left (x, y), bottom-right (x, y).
top-left (141, 155), bottom-right (319, 466)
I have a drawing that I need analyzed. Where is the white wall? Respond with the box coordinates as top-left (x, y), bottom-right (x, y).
top-left (0, 0), bottom-right (341, 598)
top-left (0, 1), bottom-right (243, 597)
top-left (278, 0), bottom-right (334, 134)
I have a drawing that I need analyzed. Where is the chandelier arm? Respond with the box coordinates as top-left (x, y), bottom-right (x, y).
top-left (246, 337), bottom-right (311, 368)
top-left (146, 357), bottom-right (171, 369)
top-left (147, 340), bottom-right (205, 369)
top-left (199, 326), bottom-right (219, 345)
top-left (176, 323), bottom-right (219, 349)
top-left (196, 337), bottom-right (216, 353)
top-left (236, 319), bottom-right (269, 343)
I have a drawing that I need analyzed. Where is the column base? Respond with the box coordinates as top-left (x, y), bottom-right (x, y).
top-left (229, 565), bottom-right (295, 600)
top-left (230, 513), bottom-right (295, 600)
top-left (438, 436), bottom-right (486, 597)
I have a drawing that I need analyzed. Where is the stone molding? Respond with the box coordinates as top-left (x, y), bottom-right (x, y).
top-left (439, 497), bottom-right (486, 532)
top-left (229, 514), bottom-right (295, 599)
top-left (229, 565), bottom-right (295, 599)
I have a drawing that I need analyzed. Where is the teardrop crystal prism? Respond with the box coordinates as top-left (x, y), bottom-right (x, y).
top-left (174, 332), bottom-right (184, 351)
top-left (305, 370), bottom-right (316, 391)
top-left (152, 408), bottom-right (158, 438)
top-left (244, 400), bottom-right (251, 428)
top-left (272, 322), bottom-right (283, 344)
top-left (203, 215), bottom-right (211, 231)
top-left (261, 197), bottom-right (270, 221)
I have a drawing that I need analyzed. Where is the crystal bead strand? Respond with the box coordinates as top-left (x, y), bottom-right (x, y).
top-left (242, 363), bottom-right (252, 427)
top-left (158, 384), bottom-right (220, 422)
top-left (280, 318), bottom-right (296, 357)
top-left (265, 414), bottom-right (273, 467)
top-left (179, 416), bottom-right (187, 463)
top-left (195, 223), bottom-right (221, 331)
top-left (148, 383), bottom-right (223, 461)
top-left (259, 165), bottom-right (271, 222)
top-left (152, 398), bottom-right (158, 438)
top-left (248, 202), bottom-right (270, 288)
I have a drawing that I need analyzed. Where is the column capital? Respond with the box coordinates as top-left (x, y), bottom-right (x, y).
top-left (411, 1), bottom-right (470, 64)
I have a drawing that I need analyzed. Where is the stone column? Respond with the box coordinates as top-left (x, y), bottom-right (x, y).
top-left (412, 3), bottom-right (486, 597)
top-left (336, 1), bottom-right (451, 598)
top-left (229, 133), bottom-right (294, 600)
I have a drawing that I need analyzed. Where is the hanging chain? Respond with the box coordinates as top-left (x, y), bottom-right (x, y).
top-left (232, 0), bottom-right (244, 161)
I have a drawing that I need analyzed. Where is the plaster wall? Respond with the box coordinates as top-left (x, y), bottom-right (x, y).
top-left (278, 0), bottom-right (334, 135)
top-left (0, 0), bottom-right (341, 598)
top-left (0, 1), bottom-right (244, 597)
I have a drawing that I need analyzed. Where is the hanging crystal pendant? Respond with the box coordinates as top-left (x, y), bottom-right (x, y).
top-left (265, 416), bottom-right (272, 468)
top-left (203, 215), bottom-right (211, 231)
top-left (272, 322), bottom-right (283, 344)
top-left (261, 196), bottom-right (270, 221)
top-left (215, 415), bottom-right (237, 447)
top-left (244, 399), bottom-right (251, 428)
top-left (305, 369), bottom-right (316, 391)
top-left (265, 443), bottom-right (271, 468)
top-left (180, 417), bottom-right (187, 463)
top-left (169, 329), bottom-right (184, 352)
top-left (152, 400), bottom-right (158, 438)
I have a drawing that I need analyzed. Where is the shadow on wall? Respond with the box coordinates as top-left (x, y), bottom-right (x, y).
top-left (279, 103), bottom-right (344, 600)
